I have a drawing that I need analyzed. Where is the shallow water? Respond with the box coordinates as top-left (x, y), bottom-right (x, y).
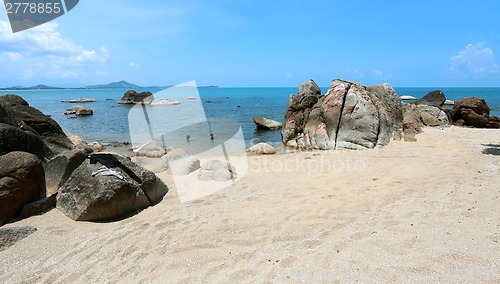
top-left (1, 87), bottom-right (499, 146)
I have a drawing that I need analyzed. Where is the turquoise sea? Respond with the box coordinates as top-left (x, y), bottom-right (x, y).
top-left (1, 87), bottom-right (499, 147)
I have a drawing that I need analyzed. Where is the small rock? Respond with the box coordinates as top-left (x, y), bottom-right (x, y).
top-left (400, 95), bottom-right (417, 100)
top-left (64, 105), bottom-right (93, 116)
top-left (117, 90), bottom-right (154, 104)
top-left (150, 99), bottom-right (181, 106)
top-left (133, 140), bottom-right (165, 158)
top-left (170, 156), bottom-right (201, 175)
top-left (89, 142), bottom-right (106, 152)
top-left (198, 160), bottom-right (237, 182)
top-left (152, 148), bottom-right (188, 173)
top-left (247, 143), bottom-right (276, 154)
top-left (253, 116), bottom-right (283, 130)
top-left (62, 98), bottom-right (96, 103)
top-left (68, 135), bottom-right (93, 153)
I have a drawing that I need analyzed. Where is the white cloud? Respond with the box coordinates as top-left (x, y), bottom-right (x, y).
top-left (347, 68), bottom-right (363, 78)
top-left (449, 43), bottom-right (500, 77)
top-left (129, 62), bottom-right (140, 68)
top-left (372, 69), bottom-right (384, 77)
top-left (0, 20), bottom-right (109, 80)
top-left (3, 51), bottom-right (24, 61)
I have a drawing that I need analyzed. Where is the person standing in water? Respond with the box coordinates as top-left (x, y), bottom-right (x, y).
top-left (209, 133), bottom-right (215, 140)
top-left (186, 135), bottom-right (191, 142)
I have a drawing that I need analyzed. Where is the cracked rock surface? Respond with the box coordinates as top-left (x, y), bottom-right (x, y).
top-left (282, 79), bottom-right (403, 150)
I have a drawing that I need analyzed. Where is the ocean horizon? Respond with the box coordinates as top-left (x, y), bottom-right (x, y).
top-left (1, 86), bottom-right (499, 147)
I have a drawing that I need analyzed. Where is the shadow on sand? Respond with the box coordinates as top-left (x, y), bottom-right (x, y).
top-left (481, 143), bottom-right (500, 156)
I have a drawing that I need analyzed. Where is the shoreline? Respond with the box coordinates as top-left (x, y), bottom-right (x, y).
top-left (1, 126), bottom-right (499, 282)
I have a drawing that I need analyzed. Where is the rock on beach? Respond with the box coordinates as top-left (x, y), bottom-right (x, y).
top-left (253, 116), bottom-right (283, 130)
top-left (282, 79), bottom-right (403, 150)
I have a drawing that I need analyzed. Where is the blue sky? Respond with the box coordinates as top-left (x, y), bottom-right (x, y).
top-left (1, 0), bottom-right (500, 87)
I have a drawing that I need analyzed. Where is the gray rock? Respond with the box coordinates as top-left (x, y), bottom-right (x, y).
top-left (0, 94), bottom-right (75, 157)
top-left (416, 105), bottom-right (449, 127)
top-left (152, 148), bottom-right (189, 173)
top-left (57, 153), bottom-right (168, 221)
top-left (298, 79), bottom-right (322, 97)
top-left (170, 156), bottom-right (201, 175)
top-left (89, 142), bottom-right (106, 152)
top-left (0, 152), bottom-right (45, 226)
top-left (117, 90), bottom-right (154, 104)
top-left (414, 90), bottom-right (446, 107)
top-left (19, 194), bottom-right (57, 219)
top-left (165, 148), bottom-right (188, 161)
top-left (247, 143), bottom-right (276, 154)
top-left (253, 116), bottom-right (283, 130)
top-left (133, 140), bottom-right (165, 158)
top-left (0, 123), bottom-right (52, 160)
top-left (198, 160), bottom-right (237, 182)
top-left (402, 104), bottom-right (423, 141)
top-left (64, 105), bottom-right (93, 116)
top-left (68, 135), bottom-right (93, 153)
top-left (282, 80), bottom-right (322, 145)
top-left (44, 149), bottom-right (87, 196)
top-left (282, 79), bottom-right (403, 150)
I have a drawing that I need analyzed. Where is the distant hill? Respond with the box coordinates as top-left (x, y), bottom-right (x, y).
top-left (85, 80), bottom-right (142, 89)
top-left (0, 84), bottom-right (63, 90)
top-left (0, 81), bottom-right (218, 90)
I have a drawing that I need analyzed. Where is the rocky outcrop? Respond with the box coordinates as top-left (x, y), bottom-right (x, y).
top-left (253, 116), bottom-right (283, 130)
top-left (198, 160), bottom-right (237, 181)
top-left (57, 153), bottom-right (168, 221)
top-left (282, 79), bottom-right (403, 150)
top-left (414, 90), bottom-right (446, 107)
top-left (416, 105), bottom-right (449, 127)
top-left (64, 105), bottom-right (93, 116)
top-left (0, 152), bottom-right (45, 226)
top-left (117, 90), bottom-right (154, 104)
top-left (450, 97), bottom-right (500, 128)
top-left (0, 94), bottom-right (74, 158)
top-left (247, 143), bottom-right (276, 154)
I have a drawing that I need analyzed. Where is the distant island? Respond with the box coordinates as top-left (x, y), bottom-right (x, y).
top-left (84, 80), bottom-right (142, 89)
top-left (0, 80), bottom-right (218, 90)
top-left (0, 84), bottom-right (64, 90)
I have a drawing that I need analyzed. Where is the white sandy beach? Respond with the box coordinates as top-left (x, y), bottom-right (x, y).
top-left (0, 126), bottom-right (499, 283)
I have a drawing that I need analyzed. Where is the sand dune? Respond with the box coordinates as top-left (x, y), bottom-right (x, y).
top-left (0, 126), bottom-right (499, 283)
